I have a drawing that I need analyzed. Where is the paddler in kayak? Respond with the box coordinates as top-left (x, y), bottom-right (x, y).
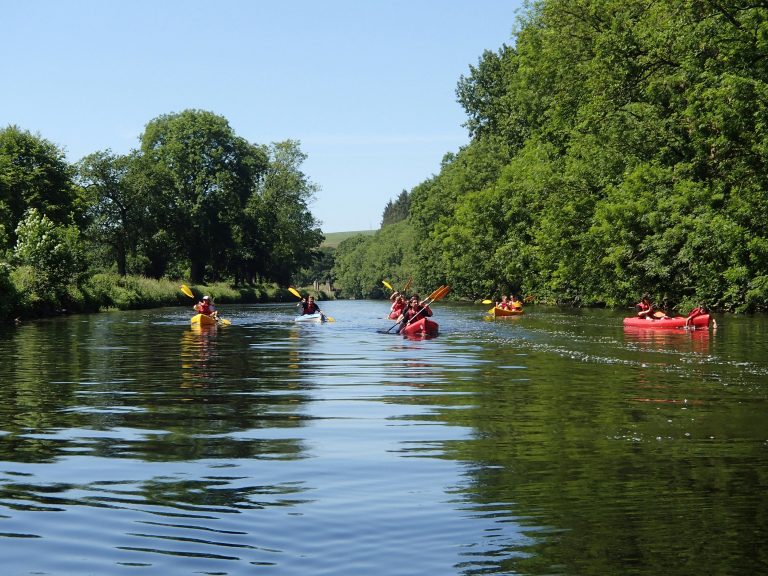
top-left (388, 292), bottom-right (407, 319)
top-left (297, 295), bottom-right (324, 318)
top-left (194, 295), bottom-right (218, 319)
top-left (395, 294), bottom-right (433, 334)
top-left (636, 294), bottom-right (668, 320)
top-left (685, 303), bottom-right (707, 328)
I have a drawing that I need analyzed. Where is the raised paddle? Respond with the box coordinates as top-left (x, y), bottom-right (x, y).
top-left (382, 280), bottom-right (394, 291)
top-left (180, 284), bottom-right (195, 299)
top-left (403, 285), bottom-right (450, 328)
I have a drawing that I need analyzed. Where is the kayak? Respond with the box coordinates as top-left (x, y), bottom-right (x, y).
top-left (294, 312), bottom-right (326, 323)
top-left (400, 317), bottom-right (439, 337)
top-left (191, 313), bottom-right (217, 326)
top-left (623, 314), bottom-right (710, 329)
top-left (492, 306), bottom-right (524, 317)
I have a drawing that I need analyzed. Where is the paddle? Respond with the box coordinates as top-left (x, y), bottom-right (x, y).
top-left (382, 280), bottom-right (393, 291)
top-left (181, 284), bottom-right (230, 325)
top-left (402, 278), bottom-right (412, 293)
top-left (288, 287), bottom-right (334, 322)
top-left (381, 285), bottom-right (449, 333)
top-left (180, 284), bottom-right (195, 299)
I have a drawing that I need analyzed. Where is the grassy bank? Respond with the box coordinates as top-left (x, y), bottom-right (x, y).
top-left (2, 270), bottom-right (339, 324)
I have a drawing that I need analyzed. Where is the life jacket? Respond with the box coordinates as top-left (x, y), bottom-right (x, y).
top-left (302, 301), bottom-right (320, 314)
top-left (197, 301), bottom-right (214, 315)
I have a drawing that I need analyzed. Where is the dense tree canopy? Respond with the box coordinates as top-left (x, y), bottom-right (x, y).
top-left (0, 126), bottom-right (78, 252)
top-left (334, 0), bottom-right (768, 312)
top-left (0, 110), bottom-right (324, 319)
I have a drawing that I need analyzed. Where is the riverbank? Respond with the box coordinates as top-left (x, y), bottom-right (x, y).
top-left (4, 271), bottom-right (335, 324)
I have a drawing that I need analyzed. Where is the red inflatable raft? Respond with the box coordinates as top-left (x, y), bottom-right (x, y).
top-left (622, 314), bottom-right (710, 329)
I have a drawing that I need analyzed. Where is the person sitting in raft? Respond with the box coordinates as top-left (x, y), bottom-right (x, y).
top-left (389, 293), bottom-right (406, 318)
top-left (509, 294), bottom-right (523, 310)
top-left (636, 294), bottom-right (667, 320)
top-left (297, 295), bottom-right (323, 316)
top-left (395, 294), bottom-right (433, 334)
top-left (496, 295), bottom-right (510, 310)
top-left (685, 303), bottom-right (707, 328)
top-left (194, 295), bottom-right (218, 318)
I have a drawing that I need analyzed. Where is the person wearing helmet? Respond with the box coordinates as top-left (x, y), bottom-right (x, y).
top-left (194, 295), bottom-right (218, 318)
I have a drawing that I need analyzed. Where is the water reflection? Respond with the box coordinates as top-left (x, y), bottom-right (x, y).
top-left (0, 304), bottom-right (766, 575)
top-left (623, 325), bottom-right (711, 354)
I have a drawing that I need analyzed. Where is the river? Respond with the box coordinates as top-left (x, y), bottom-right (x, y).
top-left (0, 300), bottom-right (766, 575)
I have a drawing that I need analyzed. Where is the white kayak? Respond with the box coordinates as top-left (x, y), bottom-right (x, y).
top-left (294, 312), bottom-right (326, 323)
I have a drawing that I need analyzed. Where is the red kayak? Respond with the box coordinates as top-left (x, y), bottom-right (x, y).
top-left (622, 314), bottom-right (710, 329)
top-left (400, 317), bottom-right (439, 337)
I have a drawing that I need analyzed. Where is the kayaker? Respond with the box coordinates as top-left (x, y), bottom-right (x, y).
top-left (496, 295), bottom-right (510, 310)
top-left (509, 294), bottom-right (523, 310)
top-left (685, 303), bottom-right (707, 328)
top-left (389, 293), bottom-right (406, 318)
top-left (396, 294), bottom-right (433, 334)
top-left (636, 294), bottom-right (667, 319)
top-left (298, 295), bottom-right (323, 316)
top-left (194, 295), bottom-right (218, 318)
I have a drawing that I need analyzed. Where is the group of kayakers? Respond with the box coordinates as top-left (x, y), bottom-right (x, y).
top-left (388, 290), bottom-right (433, 334)
top-left (496, 294), bottom-right (523, 311)
top-left (193, 289), bottom-right (708, 331)
top-left (635, 294), bottom-right (708, 328)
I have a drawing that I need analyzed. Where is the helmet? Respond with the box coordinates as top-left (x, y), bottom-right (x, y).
top-left (202, 295), bottom-right (210, 300)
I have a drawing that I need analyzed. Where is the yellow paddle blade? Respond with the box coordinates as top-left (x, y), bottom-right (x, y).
top-left (382, 280), bottom-right (393, 291)
top-left (324, 316), bottom-right (335, 322)
top-left (180, 284), bottom-right (194, 299)
top-left (288, 287), bottom-right (302, 299)
top-left (482, 299), bottom-right (493, 304)
top-left (487, 307), bottom-right (496, 314)
top-left (218, 318), bottom-right (231, 326)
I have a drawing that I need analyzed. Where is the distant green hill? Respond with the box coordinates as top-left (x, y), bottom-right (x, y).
top-left (321, 230), bottom-right (375, 248)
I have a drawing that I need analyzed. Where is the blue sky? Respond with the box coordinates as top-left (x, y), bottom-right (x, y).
top-left (3, 0), bottom-right (523, 233)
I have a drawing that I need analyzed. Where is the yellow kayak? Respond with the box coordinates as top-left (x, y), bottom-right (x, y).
top-left (491, 306), bottom-right (524, 317)
top-left (191, 313), bottom-right (217, 326)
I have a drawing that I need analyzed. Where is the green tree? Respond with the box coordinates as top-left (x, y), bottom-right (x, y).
top-left (381, 189), bottom-right (411, 227)
top-left (76, 150), bottom-right (146, 276)
top-left (13, 208), bottom-right (85, 305)
top-left (258, 140), bottom-right (323, 284)
top-left (0, 125), bottom-right (77, 252)
top-left (138, 109), bottom-right (268, 283)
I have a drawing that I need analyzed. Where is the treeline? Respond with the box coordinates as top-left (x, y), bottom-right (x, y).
top-left (333, 0), bottom-right (768, 312)
top-left (0, 109), bottom-right (323, 320)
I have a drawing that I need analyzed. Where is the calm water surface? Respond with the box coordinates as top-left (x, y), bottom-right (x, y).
top-left (0, 301), bottom-right (766, 575)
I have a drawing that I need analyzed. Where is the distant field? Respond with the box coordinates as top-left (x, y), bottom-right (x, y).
top-left (321, 230), bottom-right (376, 248)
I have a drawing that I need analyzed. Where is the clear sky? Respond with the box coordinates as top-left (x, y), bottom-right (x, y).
top-left (3, 0), bottom-right (523, 233)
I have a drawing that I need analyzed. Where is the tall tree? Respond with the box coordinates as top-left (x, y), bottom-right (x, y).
top-left (0, 125), bottom-right (77, 252)
top-left (138, 110), bottom-right (268, 282)
top-left (76, 150), bottom-right (144, 276)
